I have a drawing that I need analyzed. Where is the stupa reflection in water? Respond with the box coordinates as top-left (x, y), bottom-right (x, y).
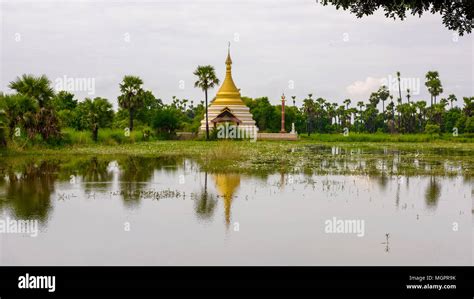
top-left (212, 173), bottom-right (241, 228)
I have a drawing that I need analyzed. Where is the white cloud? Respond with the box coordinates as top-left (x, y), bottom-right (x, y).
top-left (346, 77), bottom-right (384, 100)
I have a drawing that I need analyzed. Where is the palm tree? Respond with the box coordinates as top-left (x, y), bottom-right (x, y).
top-left (9, 74), bottom-right (54, 108)
top-left (387, 95), bottom-right (395, 120)
top-left (195, 172), bottom-right (217, 220)
top-left (336, 105), bottom-right (346, 128)
top-left (343, 98), bottom-right (351, 109)
top-left (378, 85), bottom-right (389, 116)
top-left (118, 76), bottom-right (145, 131)
top-left (291, 96), bottom-right (296, 106)
top-left (463, 97), bottom-right (473, 117)
top-left (447, 94), bottom-right (457, 109)
top-left (425, 71), bottom-right (443, 106)
top-left (386, 100), bottom-right (395, 132)
top-left (396, 71), bottom-right (402, 104)
top-left (415, 100), bottom-right (427, 131)
top-left (406, 88), bottom-right (411, 103)
top-left (303, 96), bottom-right (315, 136)
top-left (79, 97), bottom-right (114, 142)
top-left (396, 96), bottom-right (402, 130)
top-left (356, 101), bottom-right (364, 130)
top-left (193, 65), bottom-right (220, 140)
top-left (8, 74), bottom-right (62, 140)
top-left (0, 93), bottom-right (37, 139)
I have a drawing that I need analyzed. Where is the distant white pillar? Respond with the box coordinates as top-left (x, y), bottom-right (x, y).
top-left (290, 123), bottom-right (296, 134)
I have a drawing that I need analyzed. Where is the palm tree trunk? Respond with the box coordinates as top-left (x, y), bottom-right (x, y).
top-left (205, 89), bottom-right (209, 140)
top-left (398, 80), bottom-right (402, 104)
top-left (92, 125), bottom-right (98, 142)
top-left (129, 108), bottom-right (134, 131)
top-left (204, 171), bottom-right (207, 194)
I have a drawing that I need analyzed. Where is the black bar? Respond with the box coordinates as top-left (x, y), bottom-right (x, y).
top-left (0, 266), bottom-right (472, 298)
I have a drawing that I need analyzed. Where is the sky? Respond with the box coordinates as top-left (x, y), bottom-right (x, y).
top-left (0, 0), bottom-right (472, 110)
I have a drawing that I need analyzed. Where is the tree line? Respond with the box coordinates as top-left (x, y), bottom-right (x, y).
top-left (0, 74), bottom-right (206, 145)
top-left (0, 70), bottom-right (473, 147)
top-left (247, 71), bottom-right (473, 136)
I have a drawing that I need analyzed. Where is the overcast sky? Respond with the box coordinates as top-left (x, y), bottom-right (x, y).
top-left (1, 0), bottom-right (472, 109)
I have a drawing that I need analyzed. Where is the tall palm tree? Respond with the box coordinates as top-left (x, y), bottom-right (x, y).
top-left (356, 101), bottom-right (364, 130)
top-left (415, 100), bottom-right (427, 131)
top-left (118, 75), bottom-right (145, 131)
top-left (9, 74), bottom-right (54, 108)
top-left (193, 65), bottom-right (219, 140)
top-left (303, 97), bottom-right (315, 136)
top-left (396, 71), bottom-right (402, 104)
top-left (396, 96), bottom-right (402, 130)
top-left (336, 105), bottom-right (346, 128)
top-left (343, 98), bottom-right (351, 109)
top-left (425, 71), bottom-right (443, 106)
top-left (378, 85), bottom-right (389, 116)
top-left (447, 94), bottom-right (457, 109)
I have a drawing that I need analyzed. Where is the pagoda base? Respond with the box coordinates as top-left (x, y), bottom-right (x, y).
top-left (200, 104), bottom-right (258, 133)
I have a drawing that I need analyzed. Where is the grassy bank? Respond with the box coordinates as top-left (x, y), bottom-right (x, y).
top-left (4, 136), bottom-right (474, 155)
top-left (300, 133), bottom-right (474, 143)
top-left (5, 131), bottom-right (474, 152)
top-left (1, 139), bottom-right (472, 177)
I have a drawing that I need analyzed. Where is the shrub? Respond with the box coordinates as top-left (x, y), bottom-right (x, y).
top-left (425, 124), bottom-right (441, 135)
top-left (465, 117), bottom-right (474, 133)
top-left (152, 108), bottom-right (180, 138)
top-left (62, 128), bottom-right (94, 145)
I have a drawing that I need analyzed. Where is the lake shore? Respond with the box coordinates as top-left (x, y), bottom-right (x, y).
top-left (3, 139), bottom-right (473, 177)
top-left (3, 133), bottom-right (474, 155)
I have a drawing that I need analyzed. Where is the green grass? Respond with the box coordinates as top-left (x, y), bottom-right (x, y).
top-left (1, 139), bottom-right (472, 177)
top-left (5, 137), bottom-right (474, 156)
top-left (62, 128), bottom-right (153, 145)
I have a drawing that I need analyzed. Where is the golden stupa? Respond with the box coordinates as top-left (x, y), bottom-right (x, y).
top-left (200, 46), bottom-right (258, 132)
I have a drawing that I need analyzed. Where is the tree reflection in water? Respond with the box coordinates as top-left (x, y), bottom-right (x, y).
top-left (0, 152), bottom-right (459, 227)
top-left (425, 176), bottom-right (441, 208)
top-left (194, 172), bottom-right (218, 221)
top-left (0, 160), bottom-right (59, 222)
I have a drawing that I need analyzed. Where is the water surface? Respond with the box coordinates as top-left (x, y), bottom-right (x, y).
top-left (0, 146), bottom-right (472, 265)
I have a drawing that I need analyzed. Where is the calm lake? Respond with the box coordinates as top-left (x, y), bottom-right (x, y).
top-left (0, 145), bottom-right (472, 265)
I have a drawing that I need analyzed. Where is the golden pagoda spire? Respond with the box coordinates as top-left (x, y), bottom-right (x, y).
top-left (226, 41), bottom-right (232, 67)
top-left (213, 43), bottom-right (245, 105)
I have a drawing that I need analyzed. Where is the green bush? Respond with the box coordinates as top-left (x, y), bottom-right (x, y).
top-left (62, 128), bottom-right (156, 145)
top-left (465, 117), bottom-right (474, 133)
top-left (62, 128), bottom-right (94, 145)
top-left (425, 124), bottom-right (441, 135)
